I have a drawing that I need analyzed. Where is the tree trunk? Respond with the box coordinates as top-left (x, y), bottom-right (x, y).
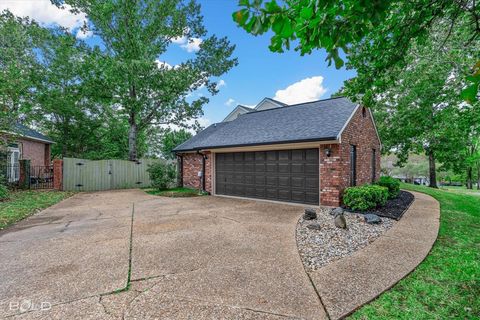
top-left (128, 120), bottom-right (137, 161)
top-left (466, 166), bottom-right (473, 189)
top-left (477, 165), bottom-right (480, 190)
top-left (427, 149), bottom-right (438, 188)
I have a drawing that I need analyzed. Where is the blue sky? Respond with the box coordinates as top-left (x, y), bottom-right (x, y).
top-left (1, 0), bottom-right (355, 126)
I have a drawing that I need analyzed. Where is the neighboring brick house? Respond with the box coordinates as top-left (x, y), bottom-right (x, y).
top-left (4, 124), bottom-right (54, 182)
top-left (174, 97), bottom-right (381, 207)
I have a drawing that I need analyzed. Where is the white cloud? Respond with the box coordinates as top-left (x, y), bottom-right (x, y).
top-left (273, 76), bottom-right (328, 105)
top-left (181, 38), bottom-right (202, 52)
top-left (76, 30), bottom-right (93, 39)
top-left (216, 79), bottom-right (226, 90)
top-left (0, 0), bottom-right (92, 39)
top-left (225, 98), bottom-right (236, 107)
top-left (171, 35), bottom-right (202, 52)
top-left (155, 60), bottom-right (173, 69)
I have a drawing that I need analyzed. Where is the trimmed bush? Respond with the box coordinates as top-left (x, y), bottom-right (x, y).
top-left (343, 185), bottom-right (388, 211)
top-left (376, 176), bottom-right (400, 199)
top-left (0, 184), bottom-right (8, 201)
top-left (147, 162), bottom-right (177, 190)
top-left (0, 176), bottom-right (8, 201)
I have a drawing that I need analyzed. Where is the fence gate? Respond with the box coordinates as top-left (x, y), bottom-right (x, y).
top-left (62, 158), bottom-right (159, 192)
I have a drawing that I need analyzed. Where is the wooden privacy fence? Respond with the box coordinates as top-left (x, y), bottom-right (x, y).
top-left (62, 158), bottom-right (160, 191)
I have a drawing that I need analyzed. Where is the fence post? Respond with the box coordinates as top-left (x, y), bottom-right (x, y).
top-left (18, 159), bottom-right (30, 189)
top-left (53, 159), bottom-right (63, 191)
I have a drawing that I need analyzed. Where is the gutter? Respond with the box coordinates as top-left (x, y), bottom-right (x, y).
top-left (174, 136), bottom-right (338, 153)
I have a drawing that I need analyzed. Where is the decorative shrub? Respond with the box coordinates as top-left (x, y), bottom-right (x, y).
top-left (0, 177), bottom-right (8, 201)
top-left (376, 176), bottom-right (400, 199)
top-left (343, 185), bottom-right (388, 211)
top-left (147, 162), bottom-right (177, 190)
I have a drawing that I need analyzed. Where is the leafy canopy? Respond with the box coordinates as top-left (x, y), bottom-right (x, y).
top-left (233, 0), bottom-right (480, 100)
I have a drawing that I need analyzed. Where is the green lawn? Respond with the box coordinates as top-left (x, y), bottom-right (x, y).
top-left (144, 187), bottom-right (203, 197)
top-left (440, 185), bottom-right (480, 196)
top-left (350, 183), bottom-right (479, 319)
top-left (0, 190), bottom-right (74, 230)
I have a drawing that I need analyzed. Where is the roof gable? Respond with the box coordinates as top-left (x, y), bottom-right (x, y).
top-left (14, 123), bottom-right (54, 144)
top-left (254, 98), bottom-right (286, 111)
top-left (175, 97), bottom-right (358, 152)
top-left (222, 105), bottom-right (253, 122)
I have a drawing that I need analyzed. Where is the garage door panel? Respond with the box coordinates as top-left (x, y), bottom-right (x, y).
top-left (278, 189), bottom-right (291, 201)
top-left (255, 188), bottom-right (265, 198)
top-left (266, 151), bottom-right (277, 161)
top-left (305, 164), bottom-right (318, 174)
top-left (305, 177), bottom-right (319, 189)
top-left (266, 163), bottom-right (277, 172)
top-left (255, 175), bottom-right (265, 185)
top-left (266, 188), bottom-right (278, 199)
top-left (278, 163), bottom-right (290, 173)
top-left (245, 175), bottom-right (255, 184)
top-left (216, 149), bottom-right (319, 205)
top-left (266, 176), bottom-right (277, 186)
top-left (255, 152), bottom-right (265, 161)
top-left (291, 177), bottom-right (305, 188)
top-left (278, 176), bottom-right (290, 187)
top-left (291, 191), bottom-right (306, 202)
top-left (255, 163), bottom-right (265, 172)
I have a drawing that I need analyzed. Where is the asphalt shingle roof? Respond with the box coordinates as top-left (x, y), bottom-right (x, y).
top-left (14, 123), bottom-right (54, 144)
top-left (174, 97), bottom-right (358, 152)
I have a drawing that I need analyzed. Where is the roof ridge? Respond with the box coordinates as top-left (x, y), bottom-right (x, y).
top-left (243, 96), bottom-right (350, 116)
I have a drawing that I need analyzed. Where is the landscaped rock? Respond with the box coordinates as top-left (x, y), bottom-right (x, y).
top-left (303, 208), bottom-right (317, 220)
top-left (307, 223), bottom-right (321, 231)
top-left (334, 214), bottom-right (347, 229)
top-left (330, 207), bottom-right (344, 216)
top-left (364, 213), bottom-right (382, 224)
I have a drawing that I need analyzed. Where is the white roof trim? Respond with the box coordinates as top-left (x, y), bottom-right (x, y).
top-left (254, 98), bottom-right (285, 110)
top-left (222, 105), bottom-right (252, 122)
top-left (336, 104), bottom-right (360, 143)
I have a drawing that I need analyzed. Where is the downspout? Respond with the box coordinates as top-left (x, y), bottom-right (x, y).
top-left (177, 154), bottom-right (183, 187)
top-left (197, 150), bottom-right (208, 193)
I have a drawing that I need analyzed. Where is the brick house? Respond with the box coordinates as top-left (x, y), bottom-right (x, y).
top-left (4, 124), bottom-right (53, 182)
top-left (174, 97), bottom-right (381, 207)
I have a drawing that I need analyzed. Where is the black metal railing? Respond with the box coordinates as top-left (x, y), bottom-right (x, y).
top-left (29, 165), bottom-right (54, 189)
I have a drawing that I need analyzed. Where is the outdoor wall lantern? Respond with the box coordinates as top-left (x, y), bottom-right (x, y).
top-left (325, 147), bottom-right (332, 157)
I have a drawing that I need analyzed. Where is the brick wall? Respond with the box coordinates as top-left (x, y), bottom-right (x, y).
top-left (18, 138), bottom-right (51, 166)
top-left (181, 152), bottom-right (212, 193)
top-left (53, 159), bottom-right (63, 190)
top-left (320, 106), bottom-right (381, 206)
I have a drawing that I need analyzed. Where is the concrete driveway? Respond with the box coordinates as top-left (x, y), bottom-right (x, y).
top-left (0, 190), bottom-right (327, 319)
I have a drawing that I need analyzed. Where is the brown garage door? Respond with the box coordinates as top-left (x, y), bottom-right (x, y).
top-left (215, 149), bottom-right (319, 205)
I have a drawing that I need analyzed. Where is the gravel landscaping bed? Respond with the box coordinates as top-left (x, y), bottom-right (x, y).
top-left (296, 208), bottom-right (396, 271)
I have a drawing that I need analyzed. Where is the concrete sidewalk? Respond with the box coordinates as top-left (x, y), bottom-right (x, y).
top-left (308, 191), bottom-right (440, 319)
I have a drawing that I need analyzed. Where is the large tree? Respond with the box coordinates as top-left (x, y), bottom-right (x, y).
top-left (0, 11), bottom-right (45, 135)
top-left (360, 19), bottom-right (479, 188)
top-left (233, 0), bottom-right (480, 101)
top-left (160, 128), bottom-right (192, 159)
top-left (55, 0), bottom-right (237, 160)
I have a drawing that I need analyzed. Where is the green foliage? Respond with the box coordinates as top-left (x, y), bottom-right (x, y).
top-left (351, 183), bottom-right (480, 319)
top-left (0, 178), bottom-right (8, 201)
top-left (161, 129), bottom-right (192, 159)
top-left (343, 185), bottom-right (388, 211)
top-left (0, 11), bottom-right (46, 134)
top-left (376, 176), bottom-right (400, 199)
top-left (55, 0), bottom-right (237, 160)
top-left (147, 161), bottom-right (177, 190)
top-left (145, 187), bottom-right (201, 197)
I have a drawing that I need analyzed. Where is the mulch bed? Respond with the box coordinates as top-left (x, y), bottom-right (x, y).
top-left (364, 190), bottom-right (414, 220)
